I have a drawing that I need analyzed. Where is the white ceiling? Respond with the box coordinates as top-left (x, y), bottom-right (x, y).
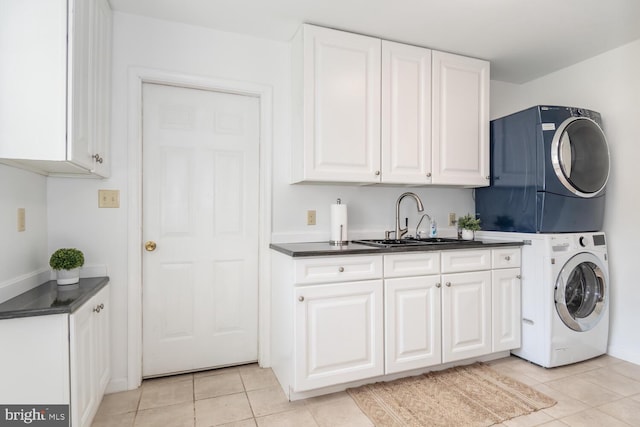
top-left (108, 0), bottom-right (640, 83)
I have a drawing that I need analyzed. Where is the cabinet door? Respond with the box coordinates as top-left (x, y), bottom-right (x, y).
top-left (70, 296), bottom-right (97, 427)
top-left (294, 24), bottom-right (381, 183)
top-left (68, 0), bottom-right (94, 170)
top-left (294, 280), bottom-right (383, 391)
top-left (442, 271), bottom-right (491, 362)
top-left (385, 276), bottom-right (441, 374)
top-left (90, 0), bottom-right (112, 177)
top-left (492, 268), bottom-right (521, 352)
top-left (381, 41), bottom-right (432, 184)
top-left (432, 51), bottom-right (489, 187)
top-left (94, 286), bottom-right (111, 395)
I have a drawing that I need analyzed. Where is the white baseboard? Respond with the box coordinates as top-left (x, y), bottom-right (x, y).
top-left (105, 377), bottom-right (132, 394)
top-left (607, 345), bottom-right (640, 365)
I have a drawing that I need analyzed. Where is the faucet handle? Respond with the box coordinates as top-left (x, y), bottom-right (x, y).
top-left (385, 230), bottom-right (395, 240)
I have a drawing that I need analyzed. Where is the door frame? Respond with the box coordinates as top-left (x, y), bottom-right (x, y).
top-left (126, 68), bottom-right (272, 389)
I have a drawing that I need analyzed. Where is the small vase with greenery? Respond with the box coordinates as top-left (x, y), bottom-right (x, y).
top-left (50, 248), bottom-right (85, 285)
top-left (457, 214), bottom-right (481, 240)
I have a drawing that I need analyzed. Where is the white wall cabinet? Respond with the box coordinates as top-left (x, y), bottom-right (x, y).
top-left (291, 24), bottom-right (489, 187)
top-left (432, 51), bottom-right (490, 186)
top-left (70, 285), bottom-right (111, 427)
top-left (0, 0), bottom-right (112, 177)
top-left (381, 41), bottom-right (433, 184)
top-left (294, 280), bottom-right (384, 391)
top-left (291, 24), bottom-right (381, 183)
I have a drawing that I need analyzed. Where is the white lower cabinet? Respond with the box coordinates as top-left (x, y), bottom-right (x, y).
top-left (492, 268), bottom-right (522, 352)
top-left (70, 285), bottom-right (110, 427)
top-left (271, 248), bottom-right (520, 398)
top-left (294, 280), bottom-right (384, 391)
top-left (385, 275), bottom-right (442, 373)
top-left (0, 283), bottom-right (110, 426)
top-left (441, 271), bottom-right (492, 362)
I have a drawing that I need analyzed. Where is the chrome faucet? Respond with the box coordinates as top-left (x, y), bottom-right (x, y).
top-left (387, 192), bottom-right (424, 239)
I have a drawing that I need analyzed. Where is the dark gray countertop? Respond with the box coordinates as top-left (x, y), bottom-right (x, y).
top-left (0, 277), bottom-right (109, 320)
top-left (270, 239), bottom-right (523, 257)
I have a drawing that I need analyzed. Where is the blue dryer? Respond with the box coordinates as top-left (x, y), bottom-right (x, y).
top-left (475, 105), bottom-right (610, 233)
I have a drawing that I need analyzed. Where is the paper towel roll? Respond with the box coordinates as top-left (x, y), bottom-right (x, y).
top-left (330, 202), bottom-right (348, 244)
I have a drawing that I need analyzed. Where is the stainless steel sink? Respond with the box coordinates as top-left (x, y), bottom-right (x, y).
top-left (352, 237), bottom-right (472, 248)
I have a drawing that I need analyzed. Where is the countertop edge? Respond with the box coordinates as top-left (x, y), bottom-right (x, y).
top-left (269, 240), bottom-right (524, 258)
top-left (0, 277), bottom-right (110, 320)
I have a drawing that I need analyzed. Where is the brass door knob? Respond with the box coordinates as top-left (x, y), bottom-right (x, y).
top-left (145, 241), bottom-right (157, 252)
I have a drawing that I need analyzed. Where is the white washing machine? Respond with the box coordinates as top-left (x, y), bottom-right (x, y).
top-left (478, 231), bottom-right (609, 367)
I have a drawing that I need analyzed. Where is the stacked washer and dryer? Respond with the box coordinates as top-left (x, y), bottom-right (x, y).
top-left (475, 105), bottom-right (610, 368)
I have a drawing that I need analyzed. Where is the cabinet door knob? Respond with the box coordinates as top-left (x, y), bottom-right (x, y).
top-left (505, 255), bottom-right (511, 261)
top-left (93, 154), bottom-right (104, 164)
top-left (426, 172), bottom-right (432, 177)
top-left (298, 296), bottom-right (304, 302)
top-left (145, 241), bottom-right (157, 252)
top-left (375, 171), bottom-right (380, 176)
top-left (93, 306), bottom-right (101, 313)
top-left (516, 274), bottom-right (522, 279)
top-left (338, 266), bottom-right (344, 273)
top-left (435, 282), bottom-right (441, 288)
top-left (445, 282), bottom-right (451, 287)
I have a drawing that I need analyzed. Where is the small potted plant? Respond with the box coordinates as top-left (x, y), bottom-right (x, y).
top-left (49, 248), bottom-right (85, 285)
top-left (457, 214), bottom-right (481, 240)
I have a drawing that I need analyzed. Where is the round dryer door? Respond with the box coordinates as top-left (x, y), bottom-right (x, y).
top-left (551, 117), bottom-right (610, 198)
top-left (555, 252), bottom-right (608, 332)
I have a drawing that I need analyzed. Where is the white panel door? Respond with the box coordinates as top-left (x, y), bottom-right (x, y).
top-left (442, 271), bottom-right (491, 362)
top-left (381, 41), bottom-right (432, 184)
top-left (294, 280), bottom-right (383, 391)
top-left (431, 51), bottom-right (489, 187)
top-left (142, 83), bottom-right (259, 376)
top-left (492, 268), bottom-right (521, 352)
top-left (385, 276), bottom-right (441, 374)
top-left (300, 25), bottom-right (381, 183)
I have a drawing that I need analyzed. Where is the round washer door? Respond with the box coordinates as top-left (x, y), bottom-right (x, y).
top-left (551, 117), bottom-right (610, 198)
top-left (555, 252), bottom-right (608, 332)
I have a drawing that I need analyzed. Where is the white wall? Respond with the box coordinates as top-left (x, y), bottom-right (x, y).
top-left (45, 12), bottom-right (474, 392)
top-left (0, 164), bottom-right (48, 302)
top-left (490, 39), bottom-right (640, 364)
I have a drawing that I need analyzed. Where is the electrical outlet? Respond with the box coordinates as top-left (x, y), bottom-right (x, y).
top-left (307, 210), bottom-right (316, 225)
top-left (448, 212), bottom-right (457, 226)
top-left (99, 190), bottom-right (120, 208)
top-left (17, 208), bottom-right (25, 232)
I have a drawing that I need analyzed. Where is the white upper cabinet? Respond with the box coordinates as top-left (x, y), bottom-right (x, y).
top-left (291, 24), bottom-right (489, 187)
top-left (292, 24), bottom-right (381, 183)
top-left (432, 51), bottom-right (490, 186)
top-left (381, 41), bottom-right (432, 184)
top-left (0, 0), bottom-right (112, 177)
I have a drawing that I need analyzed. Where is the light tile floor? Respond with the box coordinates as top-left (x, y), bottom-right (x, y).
top-left (91, 355), bottom-right (640, 427)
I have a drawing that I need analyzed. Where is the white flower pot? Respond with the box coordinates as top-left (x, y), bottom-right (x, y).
top-left (56, 268), bottom-right (80, 285)
top-left (461, 229), bottom-right (475, 240)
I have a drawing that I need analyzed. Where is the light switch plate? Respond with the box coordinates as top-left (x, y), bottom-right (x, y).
top-left (99, 190), bottom-right (120, 208)
top-left (17, 208), bottom-right (25, 232)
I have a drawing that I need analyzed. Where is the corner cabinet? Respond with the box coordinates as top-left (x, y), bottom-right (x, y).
top-left (0, 0), bottom-right (112, 177)
top-left (0, 282), bottom-right (110, 427)
top-left (291, 24), bottom-right (489, 187)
